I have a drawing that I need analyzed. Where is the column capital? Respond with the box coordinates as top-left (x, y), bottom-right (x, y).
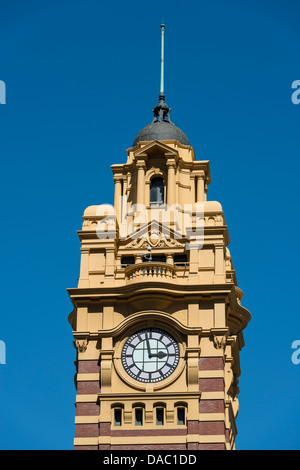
top-left (135, 158), bottom-right (147, 169)
top-left (166, 158), bottom-right (176, 168)
top-left (195, 170), bottom-right (205, 178)
top-left (113, 175), bottom-right (123, 183)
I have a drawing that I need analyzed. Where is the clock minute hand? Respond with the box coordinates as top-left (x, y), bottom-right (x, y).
top-left (145, 333), bottom-right (153, 358)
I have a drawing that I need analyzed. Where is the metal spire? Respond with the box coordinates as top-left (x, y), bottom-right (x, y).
top-left (160, 23), bottom-right (165, 100)
top-left (153, 23), bottom-right (171, 123)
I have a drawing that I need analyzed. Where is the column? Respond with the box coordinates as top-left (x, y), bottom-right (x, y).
top-left (196, 172), bottom-right (205, 202)
top-left (190, 175), bottom-right (196, 204)
top-left (167, 160), bottom-right (176, 206)
top-left (78, 248), bottom-right (89, 288)
top-left (166, 253), bottom-right (173, 265)
top-left (105, 247), bottom-right (115, 278)
top-left (113, 177), bottom-right (122, 221)
top-left (134, 254), bottom-right (143, 264)
top-left (214, 244), bottom-right (225, 282)
top-left (136, 161), bottom-right (146, 206)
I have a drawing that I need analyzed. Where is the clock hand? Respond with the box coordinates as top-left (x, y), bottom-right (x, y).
top-left (151, 351), bottom-right (168, 359)
top-left (145, 333), bottom-right (153, 358)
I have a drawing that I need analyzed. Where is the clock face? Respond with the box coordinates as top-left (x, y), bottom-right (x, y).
top-left (121, 328), bottom-right (180, 383)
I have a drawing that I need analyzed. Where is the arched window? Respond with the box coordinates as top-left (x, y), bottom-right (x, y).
top-left (133, 404), bottom-right (145, 426)
top-left (112, 404), bottom-right (124, 427)
top-left (156, 407), bottom-right (165, 425)
top-left (154, 402), bottom-right (166, 425)
top-left (177, 407), bottom-right (186, 425)
top-left (150, 177), bottom-right (164, 206)
top-left (175, 402), bottom-right (187, 426)
top-left (113, 408), bottom-right (122, 426)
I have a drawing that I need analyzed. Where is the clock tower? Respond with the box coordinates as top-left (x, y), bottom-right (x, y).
top-left (68, 24), bottom-right (251, 451)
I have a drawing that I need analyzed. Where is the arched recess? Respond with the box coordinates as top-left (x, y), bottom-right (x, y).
top-left (145, 168), bottom-right (167, 206)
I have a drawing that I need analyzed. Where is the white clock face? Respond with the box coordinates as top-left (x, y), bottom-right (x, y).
top-left (121, 328), bottom-right (180, 383)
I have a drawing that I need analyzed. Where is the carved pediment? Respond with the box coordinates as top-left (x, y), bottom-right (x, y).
top-left (133, 140), bottom-right (179, 161)
top-left (124, 219), bottom-right (185, 249)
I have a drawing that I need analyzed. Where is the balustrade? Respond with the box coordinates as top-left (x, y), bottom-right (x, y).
top-left (125, 262), bottom-right (176, 283)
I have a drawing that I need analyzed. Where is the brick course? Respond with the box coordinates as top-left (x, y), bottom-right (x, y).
top-left (75, 423), bottom-right (99, 438)
top-left (199, 421), bottom-right (225, 435)
top-left (111, 428), bottom-right (187, 437)
top-left (199, 377), bottom-right (224, 392)
top-left (76, 402), bottom-right (100, 416)
top-left (199, 443), bottom-right (226, 450)
top-left (110, 444), bottom-right (187, 450)
top-left (77, 360), bottom-right (100, 373)
top-left (199, 357), bottom-right (224, 370)
top-left (77, 381), bottom-right (100, 394)
top-left (199, 399), bottom-right (225, 413)
top-left (74, 445), bottom-right (98, 450)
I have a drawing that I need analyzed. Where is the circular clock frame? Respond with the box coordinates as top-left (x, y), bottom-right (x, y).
top-left (121, 327), bottom-right (180, 384)
top-left (114, 322), bottom-right (185, 390)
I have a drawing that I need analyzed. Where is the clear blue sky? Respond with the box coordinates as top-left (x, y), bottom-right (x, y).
top-left (0, 0), bottom-right (300, 450)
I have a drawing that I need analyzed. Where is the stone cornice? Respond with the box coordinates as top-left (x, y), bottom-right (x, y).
top-left (67, 282), bottom-right (235, 302)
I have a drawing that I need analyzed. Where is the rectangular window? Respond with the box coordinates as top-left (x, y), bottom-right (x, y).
top-left (121, 256), bottom-right (135, 268)
top-left (151, 255), bottom-right (166, 263)
top-left (114, 409), bottom-right (122, 426)
top-left (156, 408), bottom-right (164, 426)
top-left (177, 408), bottom-right (185, 425)
top-left (174, 254), bottom-right (188, 267)
top-left (135, 408), bottom-right (143, 426)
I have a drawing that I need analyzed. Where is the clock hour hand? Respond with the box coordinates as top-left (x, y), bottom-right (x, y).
top-left (151, 351), bottom-right (167, 359)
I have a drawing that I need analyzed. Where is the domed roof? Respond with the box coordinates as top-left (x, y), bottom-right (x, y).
top-left (132, 93), bottom-right (190, 147)
top-left (133, 119), bottom-right (190, 147)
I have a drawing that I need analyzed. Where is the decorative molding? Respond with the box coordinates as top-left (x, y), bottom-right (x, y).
top-left (127, 235), bottom-right (184, 249)
top-left (213, 334), bottom-right (228, 350)
top-left (74, 339), bottom-right (88, 353)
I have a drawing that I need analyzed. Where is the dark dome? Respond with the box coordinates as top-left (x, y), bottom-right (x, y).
top-left (133, 120), bottom-right (190, 147)
top-left (132, 92), bottom-right (190, 147)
